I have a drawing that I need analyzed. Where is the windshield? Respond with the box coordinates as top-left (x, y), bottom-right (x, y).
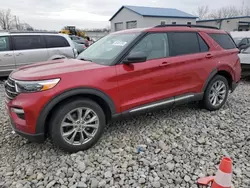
top-left (77, 32), bottom-right (140, 65)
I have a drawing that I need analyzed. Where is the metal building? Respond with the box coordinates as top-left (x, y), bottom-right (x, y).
top-left (197, 16), bottom-right (250, 32)
top-left (109, 5), bottom-right (198, 32)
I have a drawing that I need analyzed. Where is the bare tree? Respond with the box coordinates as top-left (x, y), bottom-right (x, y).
top-left (0, 9), bottom-right (14, 30)
top-left (209, 6), bottom-right (240, 19)
top-left (195, 5), bottom-right (209, 20)
top-left (18, 23), bottom-right (34, 31)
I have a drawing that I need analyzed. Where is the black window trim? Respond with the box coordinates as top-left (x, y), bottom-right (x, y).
top-left (12, 35), bottom-right (46, 51)
top-left (208, 33), bottom-right (237, 50)
top-left (196, 33), bottom-right (210, 52)
top-left (114, 31), bottom-right (212, 65)
top-left (167, 31), bottom-right (210, 57)
top-left (117, 32), bottom-right (170, 64)
top-left (44, 35), bottom-right (70, 48)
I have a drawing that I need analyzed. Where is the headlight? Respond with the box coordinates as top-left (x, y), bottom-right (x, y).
top-left (15, 78), bottom-right (60, 93)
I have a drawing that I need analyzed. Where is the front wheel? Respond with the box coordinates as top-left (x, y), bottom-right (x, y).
top-left (202, 75), bottom-right (229, 111)
top-left (50, 99), bottom-right (106, 153)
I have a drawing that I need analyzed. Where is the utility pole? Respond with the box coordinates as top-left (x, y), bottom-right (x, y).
top-left (14, 15), bottom-right (18, 30)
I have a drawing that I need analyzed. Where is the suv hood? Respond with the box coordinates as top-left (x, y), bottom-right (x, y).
top-left (11, 59), bottom-right (105, 80)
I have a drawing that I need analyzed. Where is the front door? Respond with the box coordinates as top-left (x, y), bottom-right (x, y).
top-left (0, 36), bottom-right (16, 75)
top-left (12, 35), bottom-right (49, 68)
top-left (116, 33), bottom-right (177, 112)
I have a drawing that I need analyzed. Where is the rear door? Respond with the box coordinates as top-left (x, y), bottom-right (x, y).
top-left (0, 36), bottom-right (16, 75)
top-left (44, 35), bottom-right (74, 58)
top-left (13, 35), bottom-right (49, 68)
top-left (167, 32), bottom-right (212, 97)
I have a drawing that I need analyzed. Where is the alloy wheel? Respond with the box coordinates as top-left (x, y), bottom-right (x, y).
top-left (60, 107), bottom-right (99, 145)
top-left (209, 80), bottom-right (227, 107)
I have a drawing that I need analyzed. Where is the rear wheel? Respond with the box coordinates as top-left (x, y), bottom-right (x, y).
top-left (202, 75), bottom-right (229, 111)
top-left (50, 99), bottom-right (106, 153)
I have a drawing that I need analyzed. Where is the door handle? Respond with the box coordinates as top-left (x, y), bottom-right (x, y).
top-left (159, 62), bottom-right (170, 67)
top-left (205, 54), bottom-right (213, 58)
top-left (4, 54), bottom-right (12, 57)
top-left (16, 53), bottom-right (24, 56)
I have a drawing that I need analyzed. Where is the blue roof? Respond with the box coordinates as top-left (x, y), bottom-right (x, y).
top-left (197, 16), bottom-right (250, 22)
top-left (109, 5), bottom-right (198, 21)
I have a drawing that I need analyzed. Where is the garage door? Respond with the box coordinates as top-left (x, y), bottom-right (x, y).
top-left (115, 23), bottom-right (123, 31)
top-left (126, 21), bottom-right (137, 29)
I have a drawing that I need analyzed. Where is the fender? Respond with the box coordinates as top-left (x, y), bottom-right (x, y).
top-left (35, 88), bottom-right (116, 134)
top-left (217, 64), bottom-right (235, 80)
top-left (202, 69), bottom-right (218, 92)
top-left (202, 66), bottom-right (234, 92)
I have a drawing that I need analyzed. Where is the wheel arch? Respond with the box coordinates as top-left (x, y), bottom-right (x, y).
top-left (36, 88), bottom-right (116, 135)
top-left (203, 68), bottom-right (233, 92)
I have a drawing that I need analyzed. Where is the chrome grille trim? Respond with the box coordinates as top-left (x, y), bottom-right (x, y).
top-left (6, 81), bottom-right (14, 87)
top-left (5, 89), bottom-right (17, 95)
top-left (5, 77), bottom-right (19, 100)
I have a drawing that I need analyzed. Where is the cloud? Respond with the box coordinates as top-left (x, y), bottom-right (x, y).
top-left (1, 0), bottom-right (242, 30)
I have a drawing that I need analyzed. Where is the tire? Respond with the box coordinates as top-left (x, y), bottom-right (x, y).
top-left (50, 99), bottom-right (106, 153)
top-left (202, 75), bottom-right (229, 111)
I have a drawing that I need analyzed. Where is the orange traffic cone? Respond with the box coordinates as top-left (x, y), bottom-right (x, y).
top-left (197, 157), bottom-right (233, 188)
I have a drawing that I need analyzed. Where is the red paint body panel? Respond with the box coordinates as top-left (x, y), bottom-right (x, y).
top-left (5, 27), bottom-right (241, 137)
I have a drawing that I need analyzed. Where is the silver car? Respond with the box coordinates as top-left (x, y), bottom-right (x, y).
top-left (0, 31), bottom-right (78, 76)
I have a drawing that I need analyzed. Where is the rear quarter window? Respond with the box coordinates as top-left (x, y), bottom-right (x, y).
top-left (209, 33), bottom-right (236, 49)
top-left (45, 35), bottom-right (70, 48)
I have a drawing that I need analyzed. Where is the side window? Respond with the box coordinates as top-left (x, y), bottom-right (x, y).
top-left (208, 33), bottom-right (236, 49)
top-left (0, 36), bottom-right (10, 52)
top-left (45, 35), bottom-right (70, 48)
top-left (13, 35), bottom-right (46, 50)
top-left (168, 32), bottom-right (200, 56)
top-left (240, 38), bottom-right (248, 45)
top-left (129, 33), bottom-right (169, 60)
top-left (197, 34), bottom-right (209, 52)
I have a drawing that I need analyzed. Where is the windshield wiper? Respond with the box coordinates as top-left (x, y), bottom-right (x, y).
top-left (79, 58), bottom-right (92, 62)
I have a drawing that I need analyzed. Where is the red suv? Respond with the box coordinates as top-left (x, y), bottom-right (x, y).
top-left (5, 25), bottom-right (241, 152)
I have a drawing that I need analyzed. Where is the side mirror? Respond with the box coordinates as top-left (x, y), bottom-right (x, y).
top-left (123, 52), bottom-right (147, 64)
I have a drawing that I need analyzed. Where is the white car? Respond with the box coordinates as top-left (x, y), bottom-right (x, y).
top-left (239, 46), bottom-right (250, 76)
top-left (0, 31), bottom-right (78, 76)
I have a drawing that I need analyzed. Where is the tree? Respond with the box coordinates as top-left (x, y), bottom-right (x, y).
top-left (0, 9), bottom-right (14, 30)
top-left (18, 23), bottom-right (34, 31)
top-left (195, 5), bottom-right (209, 20)
top-left (209, 6), bottom-right (240, 19)
top-left (195, 0), bottom-right (250, 20)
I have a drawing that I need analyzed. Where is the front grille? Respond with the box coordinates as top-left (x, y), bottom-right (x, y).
top-left (5, 77), bottom-right (19, 100)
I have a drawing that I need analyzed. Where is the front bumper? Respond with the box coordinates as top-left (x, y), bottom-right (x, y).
top-left (11, 122), bottom-right (44, 143)
top-left (5, 102), bottom-right (45, 142)
top-left (5, 88), bottom-right (55, 142)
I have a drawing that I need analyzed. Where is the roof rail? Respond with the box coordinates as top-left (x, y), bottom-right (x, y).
top-left (8, 30), bottom-right (58, 34)
top-left (155, 24), bottom-right (219, 30)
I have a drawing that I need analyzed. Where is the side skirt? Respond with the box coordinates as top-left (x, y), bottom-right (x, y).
top-left (112, 93), bottom-right (203, 120)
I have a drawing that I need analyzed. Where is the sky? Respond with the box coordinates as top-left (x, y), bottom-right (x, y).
top-left (1, 0), bottom-right (248, 30)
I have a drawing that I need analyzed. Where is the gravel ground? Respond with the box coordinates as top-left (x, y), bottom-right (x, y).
top-left (0, 79), bottom-right (250, 188)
